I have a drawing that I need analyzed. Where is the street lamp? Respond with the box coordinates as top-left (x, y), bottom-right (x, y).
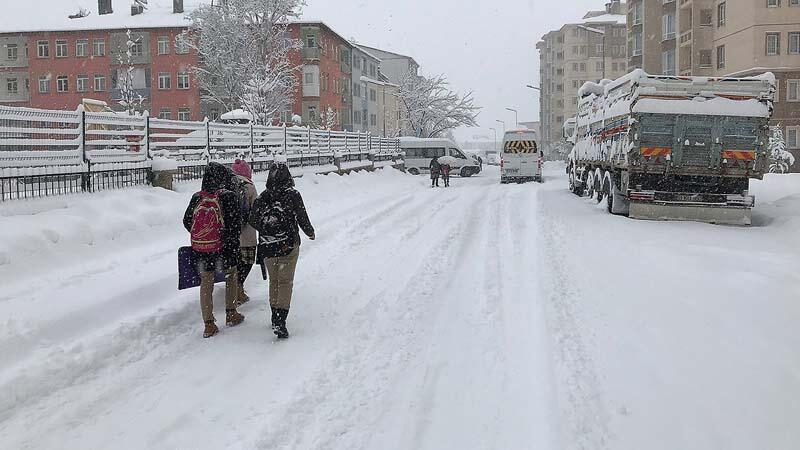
top-left (495, 119), bottom-right (505, 135)
top-left (489, 127), bottom-right (498, 153)
top-left (526, 84), bottom-right (541, 91)
top-left (505, 107), bottom-right (518, 128)
top-left (578, 24), bottom-right (606, 80)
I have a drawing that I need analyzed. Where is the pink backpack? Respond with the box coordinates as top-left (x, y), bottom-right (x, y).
top-left (191, 191), bottom-right (225, 253)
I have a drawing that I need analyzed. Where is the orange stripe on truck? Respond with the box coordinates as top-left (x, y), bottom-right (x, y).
top-left (640, 147), bottom-right (672, 157)
top-left (722, 150), bottom-right (756, 161)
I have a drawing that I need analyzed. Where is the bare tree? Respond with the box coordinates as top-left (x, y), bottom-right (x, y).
top-left (186, 0), bottom-right (304, 124)
top-left (397, 72), bottom-right (480, 138)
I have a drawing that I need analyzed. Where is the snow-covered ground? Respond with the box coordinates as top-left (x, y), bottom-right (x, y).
top-left (0, 164), bottom-right (798, 449)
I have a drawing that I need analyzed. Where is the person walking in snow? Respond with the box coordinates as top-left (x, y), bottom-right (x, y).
top-left (249, 162), bottom-right (315, 339)
top-left (439, 159), bottom-right (452, 187)
top-left (231, 159), bottom-right (258, 307)
top-left (183, 162), bottom-right (245, 338)
top-left (429, 157), bottom-right (441, 188)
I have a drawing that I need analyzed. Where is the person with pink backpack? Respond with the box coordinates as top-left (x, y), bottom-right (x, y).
top-left (183, 162), bottom-right (245, 338)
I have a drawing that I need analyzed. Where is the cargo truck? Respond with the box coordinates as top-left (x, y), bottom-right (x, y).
top-left (563, 70), bottom-right (775, 225)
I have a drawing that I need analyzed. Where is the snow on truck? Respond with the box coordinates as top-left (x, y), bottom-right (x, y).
top-left (564, 70), bottom-right (775, 226)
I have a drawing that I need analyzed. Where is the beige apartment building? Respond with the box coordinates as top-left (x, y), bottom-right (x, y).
top-left (537, 1), bottom-right (628, 152)
top-left (628, 0), bottom-right (800, 169)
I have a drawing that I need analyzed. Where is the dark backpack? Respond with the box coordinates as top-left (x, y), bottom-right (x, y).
top-left (253, 194), bottom-right (296, 258)
top-left (229, 175), bottom-right (251, 219)
top-left (190, 191), bottom-right (225, 253)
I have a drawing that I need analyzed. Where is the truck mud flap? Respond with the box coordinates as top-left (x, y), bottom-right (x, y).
top-left (629, 202), bottom-right (752, 226)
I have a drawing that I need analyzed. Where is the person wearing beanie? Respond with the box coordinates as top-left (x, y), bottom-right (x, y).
top-left (232, 159), bottom-right (258, 306)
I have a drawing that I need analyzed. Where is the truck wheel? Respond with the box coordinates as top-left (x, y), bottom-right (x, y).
top-left (408, 168), bottom-right (420, 175)
top-left (586, 171), bottom-right (596, 199)
top-left (461, 167), bottom-right (473, 177)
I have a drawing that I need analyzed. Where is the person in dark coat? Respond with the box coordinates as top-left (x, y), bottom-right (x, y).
top-left (249, 162), bottom-right (315, 339)
top-left (183, 162), bottom-right (245, 338)
top-left (429, 157), bottom-right (441, 188)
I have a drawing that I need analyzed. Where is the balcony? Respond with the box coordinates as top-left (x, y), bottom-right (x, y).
top-left (679, 30), bottom-right (692, 46)
top-left (301, 47), bottom-right (320, 60)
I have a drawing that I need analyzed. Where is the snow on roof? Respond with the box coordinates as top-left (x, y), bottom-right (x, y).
top-left (353, 45), bottom-right (382, 64)
top-left (357, 44), bottom-right (419, 67)
top-left (583, 13), bottom-right (627, 26)
top-left (0, 0), bottom-right (209, 33)
top-left (359, 76), bottom-right (399, 88)
top-left (290, 21), bottom-right (353, 48)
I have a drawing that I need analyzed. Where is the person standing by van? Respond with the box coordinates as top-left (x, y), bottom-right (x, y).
top-left (439, 160), bottom-right (451, 187)
top-left (183, 162), bottom-right (246, 338)
top-left (232, 159), bottom-right (258, 306)
top-left (429, 157), bottom-right (441, 188)
top-left (249, 162), bottom-right (315, 339)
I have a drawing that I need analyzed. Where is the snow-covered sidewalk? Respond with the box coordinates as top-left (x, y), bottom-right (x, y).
top-left (1, 164), bottom-right (798, 449)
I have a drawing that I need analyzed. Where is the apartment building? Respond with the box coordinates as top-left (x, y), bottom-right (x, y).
top-left (356, 45), bottom-right (419, 85)
top-left (628, 0), bottom-right (800, 169)
top-left (0, 0), bottom-right (202, 121)
top-left (536, 1), bottom-right (628, 151)
top-left (361, 76), bottom-right (400, 137)
top-left (289, 22), bottom-right (353, 131)
top-left (351, 46), bottom-right (381, 133)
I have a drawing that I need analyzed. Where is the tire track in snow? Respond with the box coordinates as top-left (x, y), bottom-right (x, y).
top-left (536, 191), bottom-right (612, 450)
top-left (253, 186), bottom-right (490, 450)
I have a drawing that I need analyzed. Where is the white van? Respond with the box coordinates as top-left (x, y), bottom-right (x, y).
top-left (501, 130), bottom-right (541, 183)
top-left (400, 137), bottom-right (481, 177)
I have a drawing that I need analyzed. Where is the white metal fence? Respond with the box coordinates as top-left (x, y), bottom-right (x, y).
top-left (0, 105), bottom-right (402, 200)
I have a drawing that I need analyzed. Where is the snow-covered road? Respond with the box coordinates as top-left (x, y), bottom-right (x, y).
top-left (1, 164), bottom-right (798, 449)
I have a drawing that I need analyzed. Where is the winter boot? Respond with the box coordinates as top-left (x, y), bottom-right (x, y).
top-left (225, 309), bottom-right (245, 327)
top-left (203, 320), bottom-right (219, 339)
top-left (236, 288), bottom-right (250, 307)
top-left (272, 308), bottom-right (290, 339)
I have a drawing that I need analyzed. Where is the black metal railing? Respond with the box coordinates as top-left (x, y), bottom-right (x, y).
top-left (1, 165), bottom-right (150, 201)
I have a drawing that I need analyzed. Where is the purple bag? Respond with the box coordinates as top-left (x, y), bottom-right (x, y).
top-left (178, 246), bottom-right (226, 290)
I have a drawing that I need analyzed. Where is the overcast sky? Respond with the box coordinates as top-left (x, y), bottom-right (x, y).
top-left (303, 0), bottom-right (607, 142)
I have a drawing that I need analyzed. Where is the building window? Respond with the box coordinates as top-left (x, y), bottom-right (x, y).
top-left (177, 72), bottom-right (190, 89)
top-left (178, 108), bottom-right (191, 121)
top-left (354, 57), bottom-right (361, 70)
top-left (158, 36), bottom-right (170, 55)
top-left (370, 113), bottom-right (377, 126)
top-left (662, 13), bottom-right (676, 40)
top-left (210, 108), bottom-right (220, 120)
top-left (55, 40), bottom-right (68, 58)
top-left (596, 43), bottom-right (604, 54)
top-left (56, 75), bottom-right (68, 92)
top-left (308, 105), bottom-right (317, 122)
top-left (766, 33), bottom-right (781, 55)
top-left (6, 43), bottom-right (18, 61)
top-left (632, 32), bottom-right (643, 56)
top-left (77, 75), bottom-right (88, 92)
top-left (353, 83), bottom-right (361, 97)
top-left (580, 45), bottom-right (587, 55)
top-left (791, 0), bottom-right (800, 6)
top-left (94, 75), bottom-right (106, 92)
top-left (76, 39), bottom-right (88, 57)
top-left (353, 110), bottom-right (361, 124)
top-left (632, 2), bottom-right (642, 24)
top-left (699, 50), bottom-right (713, 68)
top-left (370, 64), bottom-right (377, 77)
top-left (37, 40), bottom-right (49, 58)
top-left (700, 9), bottom-right (713, 26)
top-left (173, 35), bottom-right (188, 54)
top-left (130, 40), bottom-right (143, 57)
top-left (787, 79), bottom-right (800, 101)
top-left (38, 76), bottom-right (50, 93)
top-left (305, 34), bottom-right (317, 48)
top-left (93, 39), bottom-right (106, 56)
top-left (662, 49), bottom-right (676, 75)
top-left (580, 62), bottom-right (586, 72)
top-left (596, 61), bottom-right (604, 72)
top-left (158, 109), bottom-right (172, 120)
top-left (767, 0), bottom-right (779, 6)
top-left (572, 62), bottom-right (579, 71)
top-left (158, 72), bottom-right (171, 90)
top-left (718, 2), bottom-right (726, 27)
top-left (790, 32), bottom-right (800, 54)
top-left (716, 45), bottom-right (726, 69)
top-left (304, 71), bottom-right (315, 84)
top-left (7, 78), bottom-right (18, 94)
top-left (370, 88), bottom-right (377, 102)
top-left (787, 127), bottom-right (799, 149)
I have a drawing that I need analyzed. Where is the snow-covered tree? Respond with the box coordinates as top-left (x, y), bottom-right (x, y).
top-left (186, 0), bottom-right (304, 124)
top-left (768, 125), bottom-right (796, 174)
top-left (116, 29), bottom-right (147, 116)
top-left (397, 72), bottom-right (480, 138)
top-left (313, 106), bottom-right (337, 130)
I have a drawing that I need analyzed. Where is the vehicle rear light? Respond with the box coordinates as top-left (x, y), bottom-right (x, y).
top-left (640, 147), bottom-right (672, 159)
top-left (628, 190), bottom-right (655, 202)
